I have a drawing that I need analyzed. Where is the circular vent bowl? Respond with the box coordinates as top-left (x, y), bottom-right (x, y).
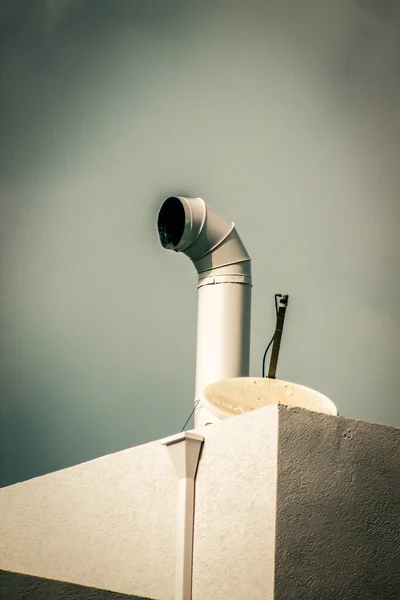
top-left (202, 377), bottom-right (338, 420)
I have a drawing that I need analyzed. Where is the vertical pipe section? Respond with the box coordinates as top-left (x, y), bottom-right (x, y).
top-left (195, 276), bottom-right (251, 426)
top-left (157, 196), bottom-right (252, 427)
top-left (162, 432), bottom-right (204, 600)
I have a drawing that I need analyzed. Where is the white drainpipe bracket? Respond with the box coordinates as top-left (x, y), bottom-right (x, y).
top-left (162, 432), bottom-right (204, 479)
top-left (162, 432), bottom-right (204, 600)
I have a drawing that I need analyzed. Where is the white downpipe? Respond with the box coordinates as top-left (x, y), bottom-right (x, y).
top-left (157, 196), bottom-right (252, 427)
top-left (162, 432), bottom-right (204, 600)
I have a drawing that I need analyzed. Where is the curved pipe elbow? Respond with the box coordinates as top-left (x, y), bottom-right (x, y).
top-left (157, 196), bottom-right (251, 281)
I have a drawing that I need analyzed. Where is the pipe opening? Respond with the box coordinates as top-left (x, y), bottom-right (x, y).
top-left (158, 196), bottom-right (186, 249)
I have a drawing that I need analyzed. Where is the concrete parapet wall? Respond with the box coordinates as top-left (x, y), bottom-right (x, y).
top-left (0, 405), bottom-right (398, 599)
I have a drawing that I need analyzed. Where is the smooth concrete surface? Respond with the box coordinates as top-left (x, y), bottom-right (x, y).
top-left (192, 405), bottom-right (279, 600)
top-left (275, 405), bottom-right (400, 600)
top-left (0, 439), bottom-right (177, 600)
top-left (0, 569), bottom-right (156, 600)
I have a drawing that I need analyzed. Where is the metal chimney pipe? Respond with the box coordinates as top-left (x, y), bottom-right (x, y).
top-left (157, 196), bottom-right (252, 427)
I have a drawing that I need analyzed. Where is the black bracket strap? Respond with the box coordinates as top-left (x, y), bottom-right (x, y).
top-left (267, 294), bottom-right (289, 379)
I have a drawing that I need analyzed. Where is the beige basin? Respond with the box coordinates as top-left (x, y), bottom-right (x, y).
top-left (202, 377), bottom-right (338, 420)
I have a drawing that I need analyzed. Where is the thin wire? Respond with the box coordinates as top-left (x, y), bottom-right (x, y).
top-left (261, 336), bottom-right (274, 377)
top-left (180, 398), bottom-right (200, 431)
top-left (261, 294), bottom-right (280, 377)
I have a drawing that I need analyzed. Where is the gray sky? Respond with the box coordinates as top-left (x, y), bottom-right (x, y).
top-left (1, 0), bottom-right (399, 487)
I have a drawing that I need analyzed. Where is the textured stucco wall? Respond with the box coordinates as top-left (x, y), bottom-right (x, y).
top-left (0, 406), bottom-right (279, 600)
top-left (0, 570), bottom-right (155, 600)
top-left (275, 405), bottom-right (400, 600)
top-left (193, 405), bottom-right (279, 600)
top-left (0, 440), bottom-right (177, 600)
top-left (0, 405), bottom-right (398, 600)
